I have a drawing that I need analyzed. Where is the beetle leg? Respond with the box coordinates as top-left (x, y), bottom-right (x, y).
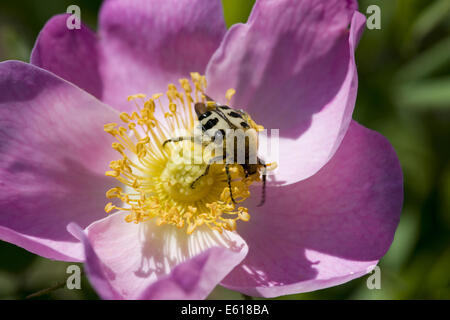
top-left (257, 162), bottom-right (267, 207)
top-left (191, 155), bottom-right (224, 189)
top-left (225, 163), bottom-right (236, 204)
top-left (162, 136), bottom-right (195, 148)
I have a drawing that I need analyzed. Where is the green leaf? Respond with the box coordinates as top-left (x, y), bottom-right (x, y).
top-left (221, 0), bottom-right (255, 28)
top-left (411, 0), bottom-right (450, 42)
top-left (396, 37), bottom-right (450, 81)
top-left (395, 77), bottom-right (450, 110)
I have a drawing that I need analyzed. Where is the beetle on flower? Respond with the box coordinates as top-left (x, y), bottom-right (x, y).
top-left (0, 0), bottom-right (403, 299)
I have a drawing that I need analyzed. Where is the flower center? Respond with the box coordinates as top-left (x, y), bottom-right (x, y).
top-left (103, 73), bottom-right (262, 234)
top-left (158, 144), bottom-right (218, 202)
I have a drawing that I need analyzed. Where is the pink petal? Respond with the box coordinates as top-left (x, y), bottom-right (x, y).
top-left (206, 1), bottom-right (365, 185)
top-left (0, 61), bottom-right (119, 261)
top-left (67, 223), bottom-right (121, 299)
top-left (98, 0), bottom-right (226, 112)
top-left (221, 121), bottom-right (403, 297)
top-left (70, 212), bottom-right (248, 300)
top-left (30, 14), bottom-right (103, 100)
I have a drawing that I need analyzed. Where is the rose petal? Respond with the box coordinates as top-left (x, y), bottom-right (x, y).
top-left (0, 61), bottom-right (119, 261)
top-left (67, 223), bottom-right (121, 299)
top-left (72, 212), bottom-right (248, 299)
top-left (30, 14), bottom-right (103, 100)
top-left (207, 1), bottom-right (365, 185)
top-left (98, 0), bottom-right (226, 112)
top-left (221, 121), bottom-right (403, 297)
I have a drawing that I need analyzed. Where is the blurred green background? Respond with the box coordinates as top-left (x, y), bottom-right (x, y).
top-left (0, 0), bottom-right (449, 300)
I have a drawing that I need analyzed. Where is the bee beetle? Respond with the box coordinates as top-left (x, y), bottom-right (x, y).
top-left (163, 95), bottom-right (267, 206)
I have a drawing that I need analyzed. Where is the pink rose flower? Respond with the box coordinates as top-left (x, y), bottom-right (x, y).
top-left (0, 0), bottom-right (403, 299)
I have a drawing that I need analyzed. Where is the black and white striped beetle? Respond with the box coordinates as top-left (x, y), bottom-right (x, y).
top-left (163, 95), bottom-right (267, 206)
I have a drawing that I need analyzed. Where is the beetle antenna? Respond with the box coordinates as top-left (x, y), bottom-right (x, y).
top-left (203, 93), bottom-right (215, 101)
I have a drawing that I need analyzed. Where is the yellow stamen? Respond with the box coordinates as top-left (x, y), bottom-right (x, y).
top-left (104, 74), bottom-right (265, 234)
top-left (225, 88), bottom-right (236, 103)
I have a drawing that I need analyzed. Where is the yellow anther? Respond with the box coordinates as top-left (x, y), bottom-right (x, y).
top-left (140, 108), bottom-right (153, 121)
top-left (109, 160), bottom-right (121, 170)
top-left (166, 91), bottom-right (176, 103)
top-left (106, 187), bottom-right (122, 199)
top-left (112, 142), bottom-right (124, 151)
top-left (120, 112), bottom-right (130, 123)
top-left (132, 178), bottom-right (140, 189)
top-left (179, 79), bottom-right (192, 92)
top-left (191, 72), bottom-right (207, 90)
top-left (223, 219), bottom-right (237, 231)
top-left (238, 208), bottom-right (251, 222)
top-left (226, 88), bottom-right (236, 103)
top-left (131, 112), bottom-right (141, 120)
top-left (187, 223), bottom-right (196, 235)
top-left (245, 114), bottom-right (265, 132)
top-left (144, 99), bottom-right (156, 113)
top-left (122, 160), bottom-right (132, 173)
top-left (151, 93), bottom-right (163, 100)
top-left (105, 202), bottom-right (116, 213)
top-left (169, 103), bottom-right (177, 113)
top-left (118, 127), bottom-right (127, 135)
top-left (267, 162), bottom-right (278, 171)
top-left (127, 94), bottom-right (146, 101)
top-left (104, 123), bottom-right (118, 135)
top-left (105, 170), bottom-right (120, 177)
top-left (177, 220), bottom-right (185, 228)
top-left (190, 72), bottom-right (201, 82)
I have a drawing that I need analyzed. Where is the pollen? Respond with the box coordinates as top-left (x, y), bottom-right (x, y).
top-left (104, 73), bottom-right (262, 234)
